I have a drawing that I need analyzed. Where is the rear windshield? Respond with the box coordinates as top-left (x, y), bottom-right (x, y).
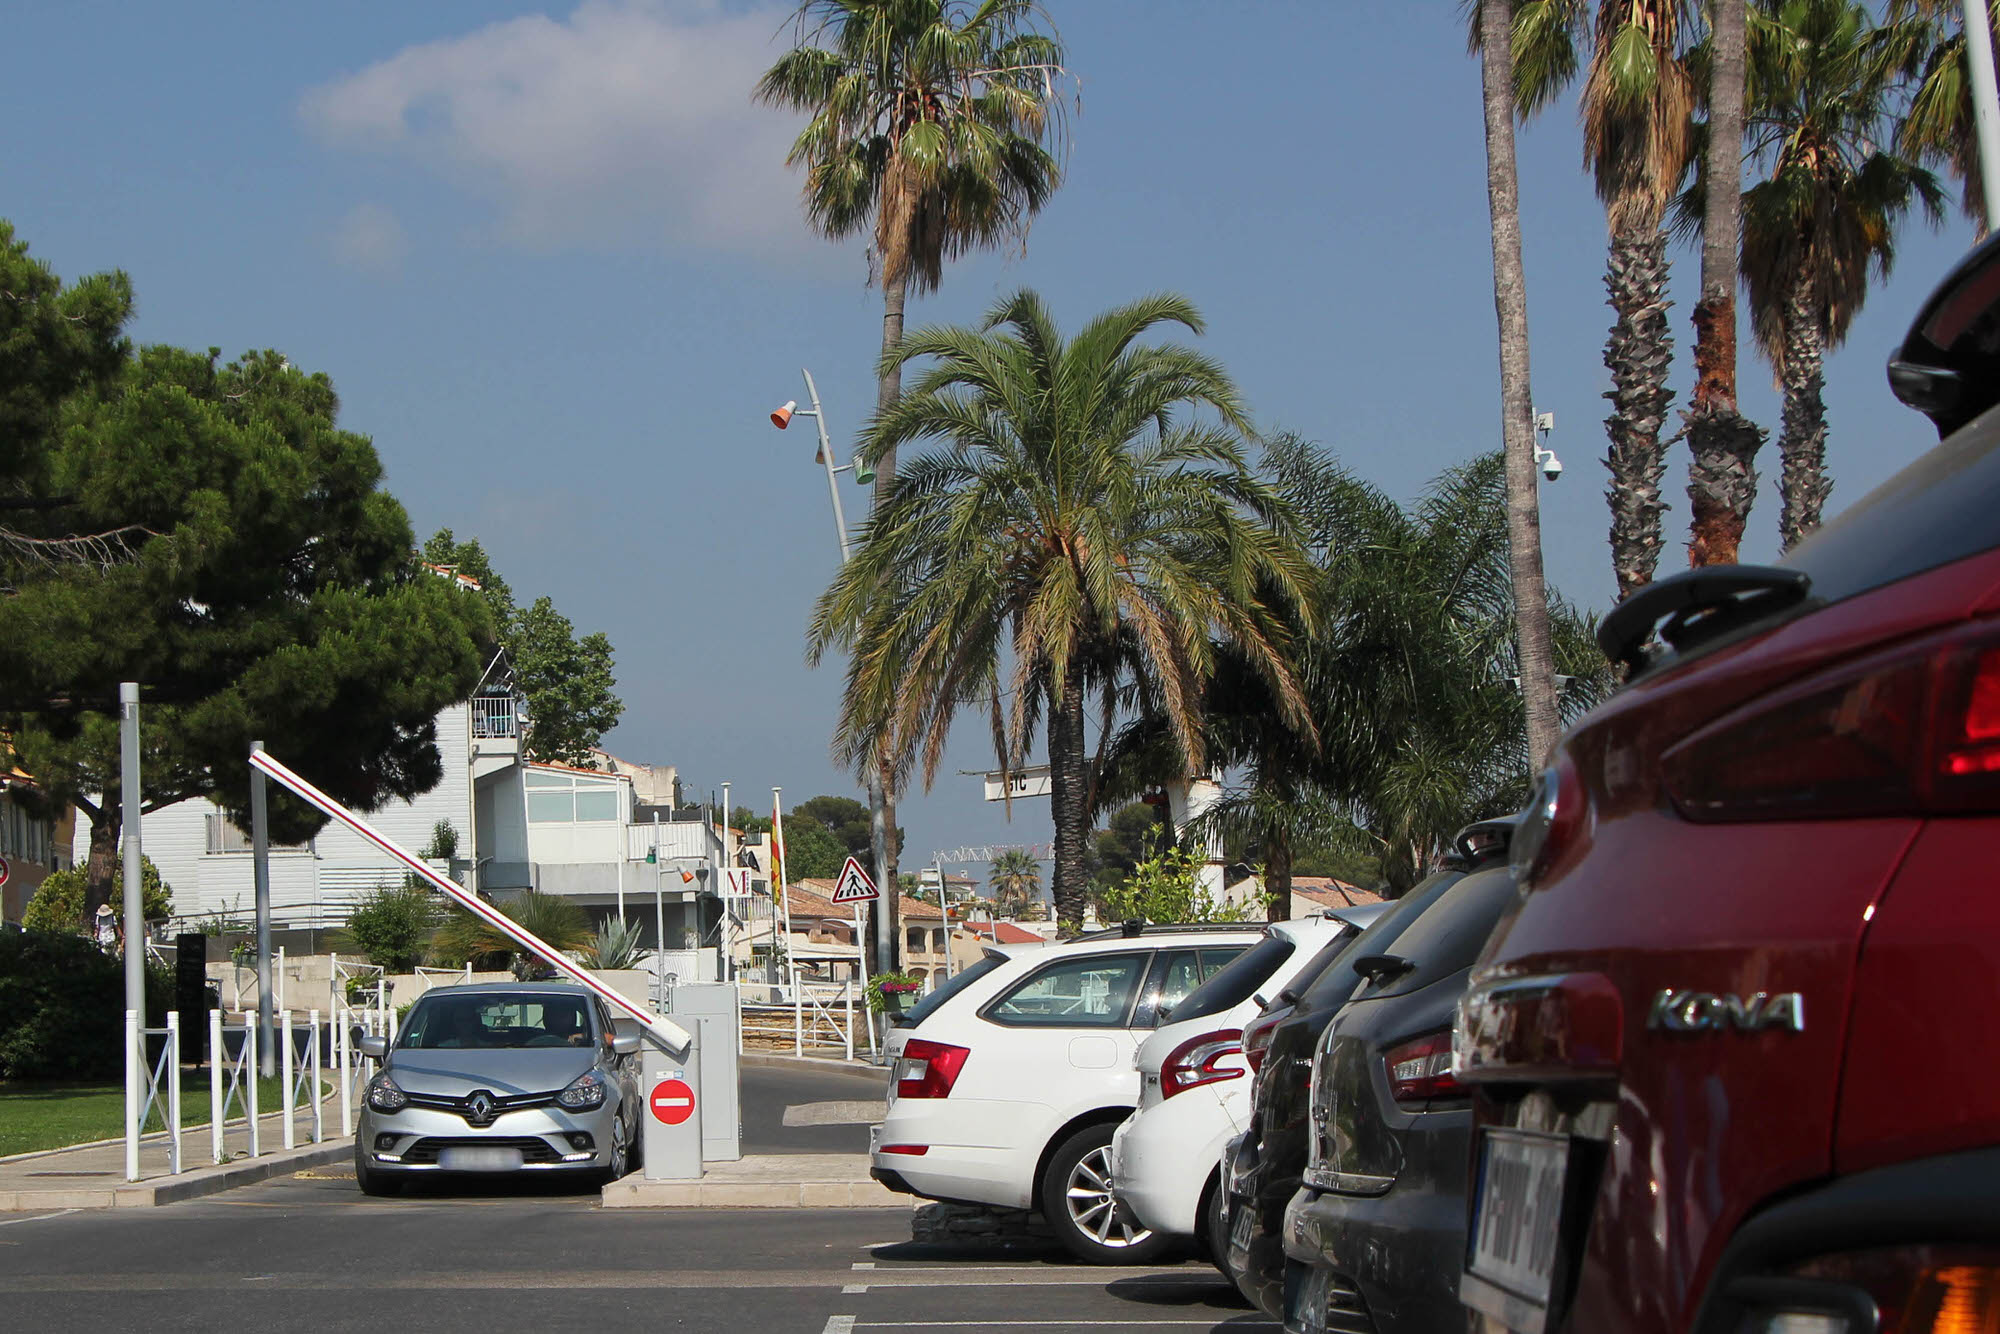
top-left (898, 951), bottom-right (1009, 1028)
top-left (1301, 869), bottom-right (1463, 1007)
top-left (1166, 934), bottom-right (1299, 1024)
top-left (1349, 865), bottom-right (1519, 1000)
top-left (1784, 409), bottom-right (2000, 606)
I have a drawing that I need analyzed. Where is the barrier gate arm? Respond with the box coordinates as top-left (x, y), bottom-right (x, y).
top-left (247, 750), bottom-right (693, 1055)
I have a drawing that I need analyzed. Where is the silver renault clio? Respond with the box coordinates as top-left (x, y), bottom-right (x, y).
top-left (354, 982), bottom-right (641, 1195)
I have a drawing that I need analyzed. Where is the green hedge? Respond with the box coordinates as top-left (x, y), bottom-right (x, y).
top-left (0, 926), bottom-right (174, 1080)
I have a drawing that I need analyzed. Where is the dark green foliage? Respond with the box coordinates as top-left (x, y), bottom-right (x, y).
top-left (1091, 803), bottom-right (1171, 890)
top-left (0, 926), bottom-right (172, 1080)
top-left (340, 881), bottom-right (442, 972)
top-left (23, 856), bottom-right (171, 931)
top-left (422, 530), bottom-right (622, 767)
top-left (781, 818), bottom-right (847, 881)
top-left (791, 794), bottom-right (900, 863)
top-left (421, 820), bottom-right (460, 861)
top-left (430, 892), bottom-right (590, 980)
top-left (0, 223), bottom-right (491, 913)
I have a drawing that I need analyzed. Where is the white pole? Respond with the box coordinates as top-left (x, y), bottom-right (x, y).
top-left (843, 980), bottom-right (854, 1062)
top-left (721, 780), bottom-right (734, 985)
top-left (124, 1008), bottom-right (140, 1181)
top-left (308, 1009), bottom-right (322, 1144)
top-left (245, 1023), bottom-right (260, 1158)
top-left (276, 945), bottom-right (286, 1014)
top-left (616, 856), bottom-right (625, 923)
top-left (1967, 0), bottom-right (2000, 229)
top-left (280, 1009), bottom-right (295, 1150)
top-left (854, 897), bottom-right (873, 1060)
top-left (166, 1011), bottom-right (182, 1175)
top-left (251, 739), bottom-right (275, 1078)
top-left (337, 1005), bottom-right (353, 1138)
top-left (653, 812), bottom-right (665, 1011)
top-left (210, 1008), bottom-right (225, 1164)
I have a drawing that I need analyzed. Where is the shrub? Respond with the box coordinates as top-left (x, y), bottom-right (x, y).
top-left (1096, 848), bottom-right (1257, 926)
top-left (338, 879), bottom-right (442, 973)
top-left (0, 926), bottom-right (174, 1080)
top-left (866, 971), bottom-right (923, 1014)
top-left (23, 856), bottom-right (173, 932)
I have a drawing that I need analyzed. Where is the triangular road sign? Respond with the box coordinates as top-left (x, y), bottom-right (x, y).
top-left (830, 855), bottom-right (879, 903)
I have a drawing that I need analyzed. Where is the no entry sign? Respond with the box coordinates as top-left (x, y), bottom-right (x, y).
top-left (649, 1078), bottom-right (695, 1126)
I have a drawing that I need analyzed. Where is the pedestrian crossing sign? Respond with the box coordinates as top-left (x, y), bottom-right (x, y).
top-left (830, 856), bottom-right (879, 904)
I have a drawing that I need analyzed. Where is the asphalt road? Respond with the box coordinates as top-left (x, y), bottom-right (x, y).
top-left (740, 1058), bottom-right (889, 1154)
top-left (0, 1171), bottom-right (1265, 1332)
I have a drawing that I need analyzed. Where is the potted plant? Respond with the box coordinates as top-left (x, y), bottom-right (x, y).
top-left (868, 972), bottom-right (923, 1018)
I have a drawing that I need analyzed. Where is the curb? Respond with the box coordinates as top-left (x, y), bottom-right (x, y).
top-left (601, 1175), bottom-right (906, 1209)
top-left (739, 1051), bottom-right (885, 1073)
top-left (0, 1138), bottom-right (353, 1212)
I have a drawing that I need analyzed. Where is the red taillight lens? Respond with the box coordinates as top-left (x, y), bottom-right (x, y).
top-left (1453, 971), bottom-right (1623, 1084)
top-left (1160, 1028), bottom-right (1245, 1099)
top-left (1662, 624), bottom-right (2000, 821)
top-left (894, 1039), bottom-right (969, 1099)
top-left (1242, 1014), bottom-right (1279, 1074)
top-left (878, 1143), bottom-right (929, 1156)
top-left (1383, 1030), bottom-right (1461, 1105)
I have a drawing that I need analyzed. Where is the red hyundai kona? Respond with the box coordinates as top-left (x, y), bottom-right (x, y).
top-left (1455, 233), bottom-right (2000, 1334)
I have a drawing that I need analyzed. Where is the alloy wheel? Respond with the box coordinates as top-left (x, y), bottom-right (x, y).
top-left (1064, 1145), bottom-right (1153, 1249)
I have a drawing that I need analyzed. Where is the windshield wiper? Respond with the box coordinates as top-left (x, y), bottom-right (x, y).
top-left (1598, 565), bottom-right (1813, 676)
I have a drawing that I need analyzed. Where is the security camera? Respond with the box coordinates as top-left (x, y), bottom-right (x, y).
top-left (1535, 446), bottom-right (1563, 482)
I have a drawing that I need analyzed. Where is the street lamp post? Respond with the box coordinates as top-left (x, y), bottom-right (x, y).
top-left (770, 370), bottom-right (897, 977)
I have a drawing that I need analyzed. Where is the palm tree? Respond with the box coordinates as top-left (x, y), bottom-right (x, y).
top-left (757, 0), bottom-right (1072, 965)
top-left (433, 892), bottom-right (592, 980)
top-left (1685, 0), bottom-right (1770, 569)
top-left (988, 849), bottom-right (1041, 918)
top-left (1504, 2), bottom-right (1698, 596)
top-left (1732, 0), bottom-right (1946, 548)
top-left (1476, 0), bottom-right (1564, 764)
top-left (808, 290), bottom-right (1316, 932)
top-left (1889, 0), bottom-right (2000, 232)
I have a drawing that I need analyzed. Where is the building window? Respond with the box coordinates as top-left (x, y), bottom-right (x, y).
top-left (526, 768), bottom-right (629, 823)
top-left (906, 925), bottom-right (925, 952)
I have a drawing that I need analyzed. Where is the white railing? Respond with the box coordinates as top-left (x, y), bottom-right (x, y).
top-left (209, 1010), bottom-right (260, 1163)
top-left (125, 1010), bottom-right (182, 1181)
top-left (278, 1010), bottom-right (323, 1150)
top-left (413, 963), bottom-right (473, 991)
top-left (737, 980), bottom-right (864, 1061)
top-left (471, 695), bottom-right (519, 738)
top-left (331, 1001), bottom-right (392, 1138)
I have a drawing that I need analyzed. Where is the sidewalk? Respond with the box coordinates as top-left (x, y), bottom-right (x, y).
top-left (0, 1107), bottom-right (350, 1211)
top-left (601, 1153), bottom-right (903, 1209)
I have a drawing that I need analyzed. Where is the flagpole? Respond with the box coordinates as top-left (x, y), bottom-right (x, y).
top-left (772, 789), bottom-right (797, 1001)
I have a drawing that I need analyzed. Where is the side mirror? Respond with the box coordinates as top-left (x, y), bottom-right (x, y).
top-left (1889, 230), bottom-right (2000, 438)
top-left (357, 1034), bottom-right (389, 1059)
top-left (611, 1033), bottom-right (641, 1056)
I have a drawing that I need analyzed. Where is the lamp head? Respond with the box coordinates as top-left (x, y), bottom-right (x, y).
top-left (852, 460), bottom-right (875, 485)
top-left (771, 400), bottom-right (797, 430)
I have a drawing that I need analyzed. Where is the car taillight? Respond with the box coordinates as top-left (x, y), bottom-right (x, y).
top-left (1160, 1029), bottom-right (1245, 1099)
top-left (1383, 1030), bottom-right (1461, 1105)
top-left (1731, 1247), bottom-right (2000, 1333)
top-left (1242, 1015), bottom-right (1279, 1074)
top-left (1662, 624), bottom-right (2000, 821)
top-left (1512, 754), bottom-right (1583, 887)
top-left (894, 1039), bottom-right (969, 1098)
top-left (1453, 971), bottom-right (1623, 1084)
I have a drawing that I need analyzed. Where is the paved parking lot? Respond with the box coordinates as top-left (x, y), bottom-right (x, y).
top-left (0, 1167), bottom-right (1268, 1332)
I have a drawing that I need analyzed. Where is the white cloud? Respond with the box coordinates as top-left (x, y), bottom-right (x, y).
top-left (329, 202), bottom-right (410, 272)
top-left (300, 1), bottom-right (818, 257)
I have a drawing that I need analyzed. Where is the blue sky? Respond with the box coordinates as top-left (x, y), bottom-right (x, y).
top-left (4, 1), bottom-right (1983, 883)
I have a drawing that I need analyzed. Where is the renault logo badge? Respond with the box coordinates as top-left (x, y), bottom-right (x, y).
top-left (465, 1091), bottom-right (495, 1125)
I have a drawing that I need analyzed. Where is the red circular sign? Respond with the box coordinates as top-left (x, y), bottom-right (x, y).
top-left (649, 1078), bottom-right (695, 1126)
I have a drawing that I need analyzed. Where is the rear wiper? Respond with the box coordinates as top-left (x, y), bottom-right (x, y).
top-left (1597, 565), bottom-right (1812, 676)
top-left (1352, 955), bottom-right (1415, 986)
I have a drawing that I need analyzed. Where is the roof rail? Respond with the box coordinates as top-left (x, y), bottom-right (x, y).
top-left (1070, 920), bottom-right (1270, 942)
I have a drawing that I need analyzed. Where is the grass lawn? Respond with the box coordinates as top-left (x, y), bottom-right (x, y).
top-left (0, 1074), bottom-right (325, 1158)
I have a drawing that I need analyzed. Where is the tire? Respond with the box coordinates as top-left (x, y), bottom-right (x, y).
top-left (596, 1114), bottom-right (632, 1187)
top-left (354, 1143), bottom-right (401, 1198)
top-left (1199, 1171), bottom-right (1230, 1275)
top-left (1038, 1122), bottom-right (1174, 1265)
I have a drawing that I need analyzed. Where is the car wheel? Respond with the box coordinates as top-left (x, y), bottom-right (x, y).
top-left (1199, 1171), bottom-right (1229, 1275)
top-left (598, 1115), bottom-right (631, 1186)
top-left (354, 1143), bottom-right (400, 1198)
top-left (1038, 1123), bottom-right (1173, 1265)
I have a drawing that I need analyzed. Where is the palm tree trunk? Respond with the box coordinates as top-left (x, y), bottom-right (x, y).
top-left (1048, 662), bottom-right (1090, 933)
top-left (1778, 267), bottom-right (1831, 550)
top-left (1604, 226), bottom-right (1675, 601)
top-left (868, 273), bottom-right (909, 972)
top-left (1477, 0), bottom-right (1562, 766)
top-left (1686, 0), bottom-right (1766, 569)
top-left (1263, 827), bottom-right (1292, 923)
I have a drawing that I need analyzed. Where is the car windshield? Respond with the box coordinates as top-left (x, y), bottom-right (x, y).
top-left (899, 951), bottom-right (1009, 1028)
top-left (399, 994), bottom-right (594, 1050)
top-left (1167, 933), bottom-right (1302, 1024)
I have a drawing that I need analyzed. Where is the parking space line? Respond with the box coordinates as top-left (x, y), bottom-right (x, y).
top-left (0, 1210), bottom-right (77, 1228)
top-left (822, 1318), bottom-right (856, 1334)
top-left (844, 1284), bottom-right (869, 1293)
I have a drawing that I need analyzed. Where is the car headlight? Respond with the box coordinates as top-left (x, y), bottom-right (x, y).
top-left (365, 1072), bottom-right (407, 1112)
top-left (557, 1070), bottom-right (607, 1110)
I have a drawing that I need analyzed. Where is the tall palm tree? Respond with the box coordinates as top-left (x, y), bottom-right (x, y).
top-left (1889, 0), bottom-right (2000, 233)
top-left (988, 848), bottom-right (1041, 918)
top-left (757, 0), bottom-right (1072, 967)
top-left (808, 291), bottom-right (1316, 932)
top-left (1685, 0), bottom-right (1770, 569)
top-left (1735, 0), bottom-right (1946, 548)
top-left (1476, 0), bottom-right (1564, 765)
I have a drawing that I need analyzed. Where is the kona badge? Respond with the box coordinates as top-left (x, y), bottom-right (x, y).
top-left (1648, 989), bottom-right (1804, 1034)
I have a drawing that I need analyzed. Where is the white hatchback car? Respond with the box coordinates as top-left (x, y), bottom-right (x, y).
top-left (870, 923), bottom-right (1267, 1262)
top-left (1107, 907), bottom-right (1386, 1266)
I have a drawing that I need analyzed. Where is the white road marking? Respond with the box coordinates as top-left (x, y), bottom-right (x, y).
top-left (0, 1210), bottom-right (77, 1228)
top-left (844, 1283), bottom-right (869, 1293)
top-left (822, 1318), bottom-right (856, 1334)
top-left (851, 1262), bottom-right (876, 1269)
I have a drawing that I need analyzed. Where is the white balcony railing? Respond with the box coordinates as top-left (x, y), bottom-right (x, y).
top-left (471, 695), bottom-right (519, 739)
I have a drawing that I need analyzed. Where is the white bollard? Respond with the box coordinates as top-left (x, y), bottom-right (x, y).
top-left (336, 1008), bottom-right (353, 1138)
top-left (308, 1009), bottom-right (323, 1144)
top-left (166, 1012), bottom-right (183, 1175)
top-left (794, 983), bottom-right (804, 1058)
top-left (210, 1009), bottom-right (226, 1164)
top-left (125, 1009), bottom-right (141, 1182)
top-left (844, 983), bottom-right (854, 1062)
top-left (245, 1023), bottom-right (260, 1158)
top-left (280, 1009), bottom-right (295, 1150)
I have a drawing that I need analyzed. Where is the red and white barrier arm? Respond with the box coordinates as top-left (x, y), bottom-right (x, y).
top-left (247, 749), bottom-right (692, 1053)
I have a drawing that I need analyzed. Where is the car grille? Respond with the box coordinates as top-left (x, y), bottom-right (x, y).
top-left (403, 1090), bottom-right (558, 1124)
top-left (1318, 1272), bottom-right (1375, 1334)
top-left (401, 1136), bottom-right (564, 1166)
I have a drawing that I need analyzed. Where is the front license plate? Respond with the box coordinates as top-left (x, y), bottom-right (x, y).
top-left (438, 1146), bottom-right (524, 1173)
top-left (1229, 1196), bottom-right (1255, 1253)
top-left (1466, 1129), bottom-right (1569, 1309)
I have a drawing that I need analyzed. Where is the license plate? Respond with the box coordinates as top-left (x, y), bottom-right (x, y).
top-left (1289, 1266), bottom-right (1334, 1334)
top-left (438, 1145), bottom-right (524, 1173)
top-left (1466, 1129), bottom-right (1569, 1308)
top-left (1229, 1196), bottom-right (1255, 1253)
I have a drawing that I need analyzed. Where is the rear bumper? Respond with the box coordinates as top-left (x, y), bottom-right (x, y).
top-left (869, 1096), bottom-right (1050, 1210)
top-left (1111, 1084), bottom-right (1240, 1238)
top-left (1223, 1127), bottom-right (1299, 1320)
top-left (1283, 1179), bottom-right (1468, 1334)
